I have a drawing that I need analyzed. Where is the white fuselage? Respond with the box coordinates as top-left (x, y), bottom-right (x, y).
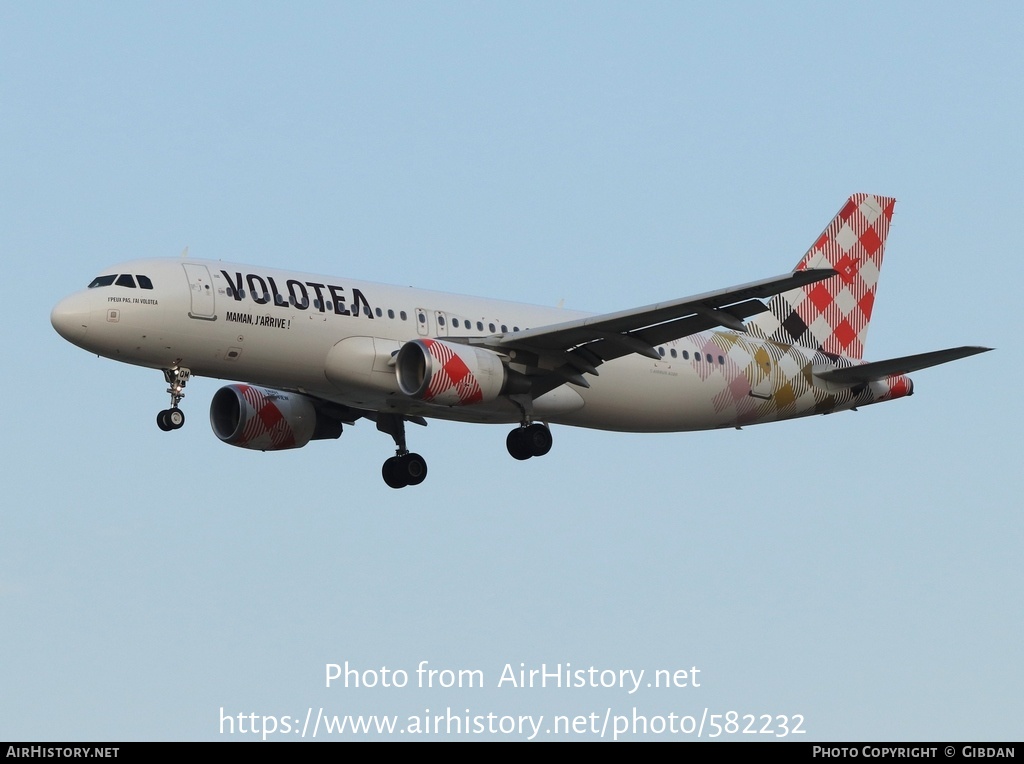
top-left (51, 257), bottom-right (885, 433)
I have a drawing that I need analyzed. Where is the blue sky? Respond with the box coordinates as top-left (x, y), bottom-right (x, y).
top-left (2, 2), bottom-right (1020, 741)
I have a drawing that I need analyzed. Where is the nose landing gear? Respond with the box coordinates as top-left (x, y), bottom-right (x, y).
top-left (156, 365), bottom-right (191, 432)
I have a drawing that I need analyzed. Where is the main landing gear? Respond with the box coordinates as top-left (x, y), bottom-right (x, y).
top-left (373, 408), bottom-right (553, 488)
top-left (377, 413), bottom-right (428, 489)
top-left (506, 393), bottom-right (553, 461)
top-left (382, 453), bottom-right (428, 489)
top-left (506, 423), bottom-right (553, 460)
top-left (156, 365), bottom-right (191, 432)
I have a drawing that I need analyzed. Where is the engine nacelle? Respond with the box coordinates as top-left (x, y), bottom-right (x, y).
top-left (210, 384), bottom-right (341, 451)
top-left (395, 338), bottom-right (508, 406)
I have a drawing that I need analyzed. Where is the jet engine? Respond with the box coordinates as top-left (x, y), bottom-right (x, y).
top-left (210, 384), bottom-right (342, 450)
top-left (395, 338), bottom-right (519, 406)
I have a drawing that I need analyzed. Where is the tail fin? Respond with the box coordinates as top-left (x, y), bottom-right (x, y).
top-left (746, 193), bottom-right (896, 360)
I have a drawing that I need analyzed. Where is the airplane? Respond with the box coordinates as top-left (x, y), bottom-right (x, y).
top-left (51, 194), bottom-right (990, 488)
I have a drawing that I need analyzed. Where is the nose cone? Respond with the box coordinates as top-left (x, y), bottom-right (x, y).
top-left (51, 293), bottom-right (91, 345)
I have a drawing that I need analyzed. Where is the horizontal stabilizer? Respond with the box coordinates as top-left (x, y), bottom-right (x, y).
top-left (816, 346), bottom-right (992, 385)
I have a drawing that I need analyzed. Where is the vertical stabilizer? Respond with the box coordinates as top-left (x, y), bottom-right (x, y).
top-left (746, 194), bottom-right (895, 360)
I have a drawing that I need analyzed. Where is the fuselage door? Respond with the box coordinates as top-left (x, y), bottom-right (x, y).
top-left (415, 308), bottom-right (431, 336)
top-left (182, 263), bottom-right (216, 320)
top-left (433, 310), bottom-right (450, 337)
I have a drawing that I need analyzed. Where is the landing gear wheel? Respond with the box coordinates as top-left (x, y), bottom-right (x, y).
top-left (507, 424), bottom-right (553, 459)
top-left (403, 453), bottom-right (428, 486)
top-left (382, 456), bottom-right (405, 489)
top-left (377, 414), bottom-right (429, 488)
top-left (506, 428), bottom-right (532, 460)
top-left (382, 453), bottom-right (429, 488)
top-left (524, 423), bottom-right (552, 456)
top-left (157, 410), bottom-right (172, 431)
top-left (166, 408), bottom-right (185, 429)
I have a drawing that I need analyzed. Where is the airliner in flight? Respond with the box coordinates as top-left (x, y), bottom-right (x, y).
top-left (51, 194), bottom-right (989, 487)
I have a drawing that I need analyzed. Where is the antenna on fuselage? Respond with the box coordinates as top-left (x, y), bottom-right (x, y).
top-left (180, 246), bottom-right (189, 258)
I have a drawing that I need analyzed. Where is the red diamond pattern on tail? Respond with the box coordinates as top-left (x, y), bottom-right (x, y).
top-left (858, 290), bottom-right (874, 320)
top-left (833, 318), bottom-right (857, 352)
top-left (833, 253), bottom-right (858, 284)
top-left (745, 194), bottom-right (895, 361)
top-left (859, 226), bottom-right (882, 256)
top-left (808, 283), bottom-right (834, 313)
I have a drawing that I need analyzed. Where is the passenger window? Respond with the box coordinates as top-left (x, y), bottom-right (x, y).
top-left (501, 324), bottom-right (508, 333)
top-left (438, 315), bottom-right (446, 326)
top-left (137, 275), bottom-right (153, 289)
top-left (375, 307), bottom-right (382, 317)
top-left (718, 355), bottom-right (724, 364)
top-left (488, 323), bottom-right (495, 333)
top-left (115, 274), bottom-right (136, 288)
top-left (477, 321), bottom-right (484, 331)
top-left (388, 309), bottom-right (395, 319)
top-left (88, 275), bottom-right (117, 288)
top-left (670, 349), bottom-right (677, 358)
top-left (682, 350), bottom-right (689, 360)
top-left (400, 311), bottom-right (407, 321)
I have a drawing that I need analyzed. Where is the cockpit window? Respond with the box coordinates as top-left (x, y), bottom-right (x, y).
top-left (115, 274), bottom-right (137, 288)
top-left (88, 275), bottom-right (117, 288)
top-left (137, 275), bottom-right (153, 289)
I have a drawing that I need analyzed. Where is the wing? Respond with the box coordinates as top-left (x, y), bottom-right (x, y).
top-left (465, 268), bottom-right (836, 391)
